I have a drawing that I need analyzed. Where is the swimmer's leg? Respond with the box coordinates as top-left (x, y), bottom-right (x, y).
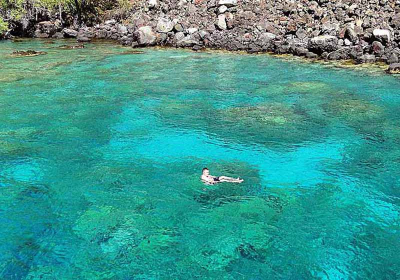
top-left (218, 176), bottom-right (244, 183)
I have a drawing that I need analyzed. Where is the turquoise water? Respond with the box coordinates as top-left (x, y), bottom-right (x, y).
top-left (0, 39), bottom-right (399, 279)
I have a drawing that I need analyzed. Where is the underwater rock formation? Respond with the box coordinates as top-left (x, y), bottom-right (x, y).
top-left (59, 44), bottom-right (84, 49)
top-left (11, 50), bottom-right (47, 57)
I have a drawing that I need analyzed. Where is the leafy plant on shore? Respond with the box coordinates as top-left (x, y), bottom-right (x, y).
top-left (0, 0), bottom-right (133, 25)
top-left (0, 17), bottom-right (8, 34)
top-left (1, 0), bottom-right (26, 21)
top-left (104, 0), bottom-right (134, 22)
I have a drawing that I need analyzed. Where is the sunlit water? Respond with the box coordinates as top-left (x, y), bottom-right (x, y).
top-left (0, 39), bottom-right (399, 279)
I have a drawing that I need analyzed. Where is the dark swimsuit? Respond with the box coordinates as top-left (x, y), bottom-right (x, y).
top-left (213, 177), bottom-right (220, 182)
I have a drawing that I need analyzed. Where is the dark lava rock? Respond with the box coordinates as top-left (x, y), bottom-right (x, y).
top-left (121, 50), bottom-right (144, 54)
top-left (345, 27), bottom-right (358, 43)
top-left (356, 54), bottom-right (376, 64)
top-left (11, 50), bottom-right (47, 57)
top-left (306, 52), bottom-right (319, 59)
top-left (59, 44), bottom-right (85, 49)
top-left (327, 48), bottom-right (350, 60)
top-left (34, 21), bottom-right (57, 38)
top-left (294, 47), bottom-right (308, 56)
top-left (309, 35), bottom-right (339, 54)
top-left (52, 32), bottom-right (64, 39)
top-left (77, 36), bottom-right (91, 43)
top-left (371, 41), bottom-right (385, 55)
top-left (192, 44), bottom-right (203, 51)
top-left (387, 63), bottom-right (400, 74)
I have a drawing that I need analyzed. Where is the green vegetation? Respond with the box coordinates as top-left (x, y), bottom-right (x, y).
top-left (1, 0), bottom-right (26, 21)
top-left (0, 17), bottom-right (7, 34)
top-left (0, 0), bottom-right (133, 25)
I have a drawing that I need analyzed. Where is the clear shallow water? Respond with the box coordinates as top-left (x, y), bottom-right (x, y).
top-left (0, 39), bottom-right (399, 279)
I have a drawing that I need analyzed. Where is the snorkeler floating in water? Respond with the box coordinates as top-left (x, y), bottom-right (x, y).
top-left (201, 168), bottom-right (244, 185)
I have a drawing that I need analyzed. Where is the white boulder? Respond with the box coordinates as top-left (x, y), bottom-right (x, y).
top-left (373, 29), bottom-right (391, 42)
top-left (218, 5), bottom-right (228, 14)
top-left (218, 0), bottom-right (237, 7)
top-left (157, 18), bottom-right (174, 33)
top-left (136, 26), bottom-right (157, 46)
top-left (217, 14), bottom-right (227, 30)
top-left (148, 0), bottom-right (158, 8)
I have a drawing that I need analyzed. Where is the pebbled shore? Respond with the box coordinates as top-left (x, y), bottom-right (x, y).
top-left (5, 0), bottom-right (400, 71)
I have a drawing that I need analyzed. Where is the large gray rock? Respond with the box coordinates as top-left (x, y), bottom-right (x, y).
top-left (257, 32), bottom-right (276, 48)
top-left (327, 48), bottom-right (350, 60)
top-left (34, 21), bottom-right (57, 38)
top-left (357, 54), bottom-right (376, 64)
top-left (120, 35), bottom-right (133, 46)
top-left (187, 28), bottom-right (198, 34)
top-left (77, 36), bottom-right (91, 42)
top-left (34, 30), bottom-right (49, 38)
top-left (156, 18), bottom-right (174, 33)
top-left (387, 53), bottom-right (399, 64)
top-left (296, 28), bottom-right (308, 40)
top-left (52, 32), bottom-right (64, 39)
top-left (63, 28), bottom-right (78, 38)
top-left (175, 32), bottom-right (185, 42)
top-left (117, 24), bottom-right (128, 35)
top-left (306, 52), bottom-right (318, 59)
top-left (260, 32), bottom-right (276, 40)
top-left (309, 35), bottom-right (339, 53)
top-left (345, 27), bottom-right (358, 43)
top-left (177, 34), bottom-right (199, 47)
top-left (371, 41), bottom-right (384, 55)
top-left (321, 22), bottom-right (340, 34)
top-left (199, 30), bottom-right (209, 39)
top-left (135, 26), bottom-right (157, 46)
top-left (391, 14), bottom-right (400, 29)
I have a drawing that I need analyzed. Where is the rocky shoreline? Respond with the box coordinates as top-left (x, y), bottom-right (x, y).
top-left (4, 0), bottom-right (400, 73)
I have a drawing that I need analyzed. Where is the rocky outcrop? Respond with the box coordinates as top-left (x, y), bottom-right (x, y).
top-left (11, 0), bottom-right (400, 66)
top-left (34, 21), bottom-right (60, 38)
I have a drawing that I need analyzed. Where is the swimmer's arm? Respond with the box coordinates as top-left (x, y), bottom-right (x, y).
top-left (201, 176), bottom-right (216, 184)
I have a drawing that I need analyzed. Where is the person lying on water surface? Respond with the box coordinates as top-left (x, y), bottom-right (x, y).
top-left (201, 168), bottom-right (244, 185)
